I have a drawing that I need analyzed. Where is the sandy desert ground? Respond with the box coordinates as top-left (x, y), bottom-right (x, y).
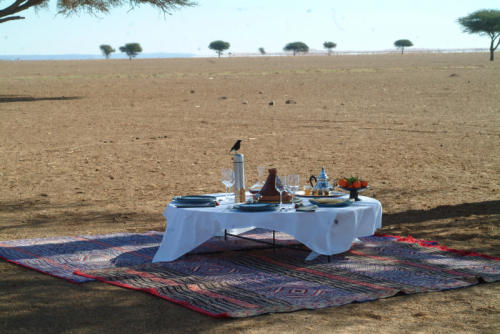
top-left (0, 53), bottom-right (499, 333)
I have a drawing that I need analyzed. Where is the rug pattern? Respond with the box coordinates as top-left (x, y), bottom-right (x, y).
top-left (0, 229), bottom-right (297, 283)
top-left (0, 231), bottom-right (163, 283)
top-left (76, 235), bottom-right (500, 318)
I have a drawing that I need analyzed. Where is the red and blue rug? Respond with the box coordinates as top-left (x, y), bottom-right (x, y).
top-left (75, 234), bottom-right (499, 318)
top-left (1, 230), bottom-right (499, 317)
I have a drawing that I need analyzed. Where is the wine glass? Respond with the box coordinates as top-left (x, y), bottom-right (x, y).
top-left (282, 176), bottom-right (291, 211)
top-left (250, 166), bottom-right (267, 193)
top-left (287, 174), bottom-right (300, 205)
top-left (257, 166), bottom-right (266, 187)
top-left (275, 175), bottom-right (286, 211)
top-left (221, 168), bottom-right (235, 200)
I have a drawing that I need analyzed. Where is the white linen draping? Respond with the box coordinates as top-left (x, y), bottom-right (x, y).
top-left (152, 195), bottom-right (382, 263)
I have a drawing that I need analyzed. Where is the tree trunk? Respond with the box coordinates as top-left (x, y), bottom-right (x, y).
top-left (401, 47), bottom-right (404, 55)
top-left (490, 38), bottom-right (495, 61)
top-left (218, 51), bottom-right (221, 58)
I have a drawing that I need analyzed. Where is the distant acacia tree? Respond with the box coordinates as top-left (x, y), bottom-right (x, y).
top-left (458, 9), bottom-right (500, 61)
top-left (283, 42), bottom-right (309, 56)
top-left (0, 0), bottom-right (196, 25)
top-left (258, 47), bottom-right (266, 55)
top-left (394, 39), bottom-right (413, 54)
top-left (209, 40), bottom-right (230, 58)
top-left (99, 45), bottom-right (115, 59)
top-left (323, 41), bottom-right (337, 55)
top-left (119, 43), bottom-right (142, 60)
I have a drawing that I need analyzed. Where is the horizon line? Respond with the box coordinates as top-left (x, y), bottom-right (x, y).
top-left (0, 48), bottom-right (490, 61)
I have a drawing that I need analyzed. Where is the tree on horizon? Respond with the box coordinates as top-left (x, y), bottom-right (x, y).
top-left (394, 39), bottom-right (413, 54)
top-left (258, 47), bottom-right (266, 55)
top-left (323, 41), bottom-right (337, 55)
top-left (119, 43), bottom-right (142, 60)
top-left (99, 45), bottom-right (115, 59)
top-left (209, 40), bottom-right (230, 58)
top-left (458, 9), bottom-right (500, 61)
top-left (0, 0), bottom-right (196, 24)
top-left (283, 42), bottom-right (309, 56)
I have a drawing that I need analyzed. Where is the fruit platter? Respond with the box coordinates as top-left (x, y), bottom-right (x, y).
top-left (337, 177), bottom-right (369, 201)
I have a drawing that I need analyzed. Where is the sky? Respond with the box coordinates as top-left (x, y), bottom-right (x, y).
top-left (1, 0), bottom-right (499, 56)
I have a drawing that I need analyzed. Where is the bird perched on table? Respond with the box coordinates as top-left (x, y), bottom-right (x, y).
top-left (229, 139), bottom-right (242, 153)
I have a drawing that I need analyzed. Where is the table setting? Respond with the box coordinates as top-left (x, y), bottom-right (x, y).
top-left (152, 148), bottom-right (382, 263)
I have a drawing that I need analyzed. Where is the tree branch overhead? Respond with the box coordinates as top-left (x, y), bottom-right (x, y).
top-left (0, 0), bottom-right (196, 24)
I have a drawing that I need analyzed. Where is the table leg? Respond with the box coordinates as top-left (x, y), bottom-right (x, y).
top-left (223, 231), bottom-right (307, 253)
top-left (224, 229), bottom-right (227, 241)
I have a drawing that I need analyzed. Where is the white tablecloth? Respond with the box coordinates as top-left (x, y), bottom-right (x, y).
top-left (152, 195), bottom-right (382, 262)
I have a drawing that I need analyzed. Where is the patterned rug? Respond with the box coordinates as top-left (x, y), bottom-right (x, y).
top-left (75, 235), bottom-right (500, 318)
top-left (0, 229), bottom-right (298, 283)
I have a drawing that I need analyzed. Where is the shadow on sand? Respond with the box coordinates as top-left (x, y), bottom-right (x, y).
top-left (382, 200), bottom-right (499, 256)
top-left (0, 95), bottom-right (81, 103)
top-left (0, 197), bottom-right (163, 235)
top-left (383, 200), bottom-right (500, 226)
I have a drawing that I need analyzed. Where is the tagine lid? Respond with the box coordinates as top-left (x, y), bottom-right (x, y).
top-left (258, 168), bottom-right (292, 202)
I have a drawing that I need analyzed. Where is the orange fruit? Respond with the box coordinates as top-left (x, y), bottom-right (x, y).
top-left (352, 180), bottom-right (361, 189)
top-left (338, 179), bottom-right (348, 188)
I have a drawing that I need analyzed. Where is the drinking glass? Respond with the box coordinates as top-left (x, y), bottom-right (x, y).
top-left (303, 185), bottom-right (312, 196)
top-left (287, 174), bottom-right (300, 206)
top-left (250, 166), bottom-right (267, 193)
top-left (257, 166), bottom-right (266, 187)
top-left (221, 168), bottom-right (235, 200)
top-left (275, 176), bottom-right (286, 211)
top-left (282, 176), bottom-right (291, 211)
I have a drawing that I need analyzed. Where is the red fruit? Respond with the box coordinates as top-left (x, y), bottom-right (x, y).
top-left (338, 179), bottom-right (348, 188)
top-left (360, 180), bottom-right (368, 188)
top-left (352, 180), bottom-right (361, 189)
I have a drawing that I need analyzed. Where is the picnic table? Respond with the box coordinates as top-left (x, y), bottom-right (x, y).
top-left (152, 193), bottom-right (382, 262)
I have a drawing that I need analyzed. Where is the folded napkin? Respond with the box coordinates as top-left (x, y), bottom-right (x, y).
top-left (296, 204), bottom-right (318, 212)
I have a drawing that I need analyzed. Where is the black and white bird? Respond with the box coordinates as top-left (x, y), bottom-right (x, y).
top-left (229, 139), bottom-right (242, 153)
